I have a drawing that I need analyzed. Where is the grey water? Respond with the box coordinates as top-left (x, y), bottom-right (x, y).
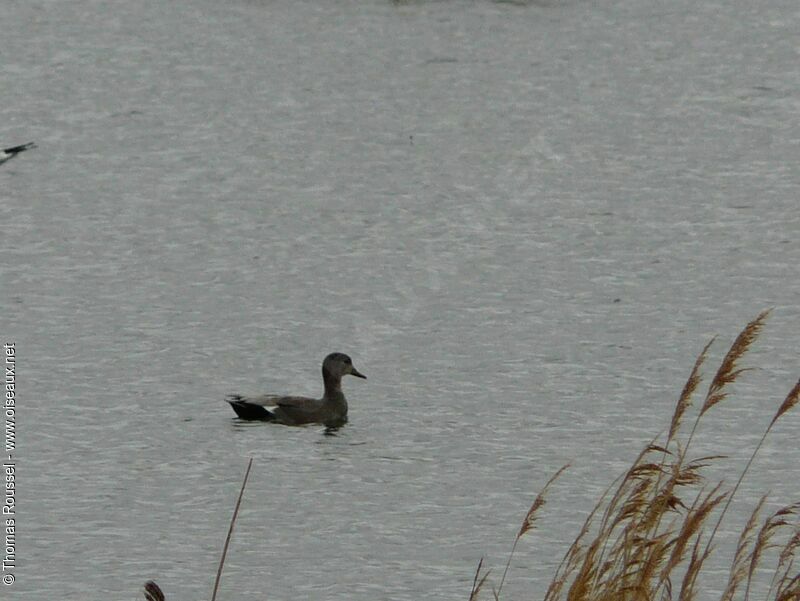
top-left (2, 0), bottom-right (799, 599)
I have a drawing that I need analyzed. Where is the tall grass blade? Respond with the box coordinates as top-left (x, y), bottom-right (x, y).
top-left (469, 558), bottom-right (491, 601)
top-left (211, 457), bottom-right (254, 601)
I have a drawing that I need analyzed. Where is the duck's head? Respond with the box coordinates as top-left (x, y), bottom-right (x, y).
top-left (323, 352), bottom-right (367, 380)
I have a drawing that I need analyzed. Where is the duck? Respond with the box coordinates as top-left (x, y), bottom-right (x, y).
top-left (226, 352), bottom-right (366, 427)
top-left (0, 142), bottom-right (35, 166)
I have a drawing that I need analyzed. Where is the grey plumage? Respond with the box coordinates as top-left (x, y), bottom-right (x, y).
top-left (226, 352), bottom-right (366, 427)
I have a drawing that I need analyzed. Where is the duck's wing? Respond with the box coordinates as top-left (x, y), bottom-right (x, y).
top-left (224, 393), bottom-right (321, 424)
top-left (225, 393), bottom-right (283, 407)
top-left (269, 396), bottom-right (325, 425)
top-left (273, 396), bottom-right (321, 411)
top-left (224, 393), bottom-right (317, 408)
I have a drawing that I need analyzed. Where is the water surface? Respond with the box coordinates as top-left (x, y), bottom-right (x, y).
top-left (2, 0), bottom-right (799, 599)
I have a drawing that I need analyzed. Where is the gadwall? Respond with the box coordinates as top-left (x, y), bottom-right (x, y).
top-left (226, 352), bottom-right (366, 427)
top-left (0, 142), bottom-right (35, 166)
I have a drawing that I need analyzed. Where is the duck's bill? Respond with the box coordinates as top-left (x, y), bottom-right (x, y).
top-left (351, 367), bottom-right (367, 379)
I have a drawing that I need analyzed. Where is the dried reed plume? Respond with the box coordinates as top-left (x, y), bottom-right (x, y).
top-left (495, 464), bottom-right (569, 597)
top-left (143, 580), bottom-right (165, 601)
top-left (770, 379), bottom-right (800, 430)
top-left (472, 311), bottom-right (800, 601)
top-left (668, 338), bottom-right (713, 444)
top-left (700, 309), bottom-right (770, 417)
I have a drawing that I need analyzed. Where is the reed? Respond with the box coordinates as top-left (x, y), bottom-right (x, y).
top-left (142, 457), bottom-right (254, 601)
top-left (211, 456), bottom-right (254, 601)
top-left (143, 580), bottom-right (164, 601)
top-left (475, 312), bottom-right (800, 601)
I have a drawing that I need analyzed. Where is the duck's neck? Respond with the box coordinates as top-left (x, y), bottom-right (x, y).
top-left (322, 368), bottom-right (344, 399)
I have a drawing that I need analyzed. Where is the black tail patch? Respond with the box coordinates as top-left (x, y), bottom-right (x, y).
top-left (226, 396), bottom-right (275, 421)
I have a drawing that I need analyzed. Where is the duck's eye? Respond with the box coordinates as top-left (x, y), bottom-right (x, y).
top-left (344, 357), bottom-right (351, 364)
